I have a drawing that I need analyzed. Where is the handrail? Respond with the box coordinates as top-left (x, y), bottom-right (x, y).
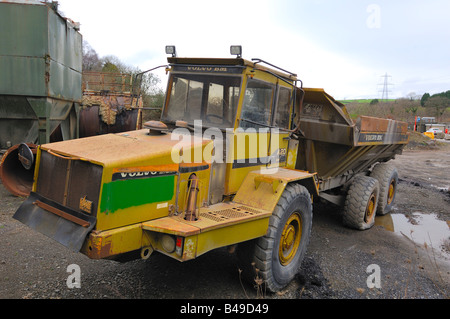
top-left (251, 58), bottom-right (297, 77)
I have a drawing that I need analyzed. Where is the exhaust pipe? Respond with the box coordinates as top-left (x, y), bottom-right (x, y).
top-left (184, 174), bottom-right (199, 221)
top-left (0, 143), bottom-right (37, 197)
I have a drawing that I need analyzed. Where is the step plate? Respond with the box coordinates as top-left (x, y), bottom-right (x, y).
top-left (142, 202), bottom-right (271, 236)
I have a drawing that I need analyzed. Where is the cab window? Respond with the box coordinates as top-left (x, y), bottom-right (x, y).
top-left (274, 86), bottom-right (292, 129)
top-left (163, 73), bottom-right (241, 129)
top-left (239, 79), bottom-right (275, 129)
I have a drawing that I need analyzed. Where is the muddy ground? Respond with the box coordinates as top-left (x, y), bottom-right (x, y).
top-left (0, 143), bottom-right (449, 301)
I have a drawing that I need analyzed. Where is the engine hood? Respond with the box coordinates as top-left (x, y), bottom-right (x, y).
top-left (39, 129), bottom-right (213, 168)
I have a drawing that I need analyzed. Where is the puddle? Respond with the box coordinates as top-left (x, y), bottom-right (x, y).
top-left (376, 212), bottom-right (450, 259)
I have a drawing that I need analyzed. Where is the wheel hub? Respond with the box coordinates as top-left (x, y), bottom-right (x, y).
top-left (279, 213), bottom-right (302, 266)
top-left (387, 180), bottom-right (395, 205)
top-left (365, 194), bottom-right (376, 223)
top-left (282, 226), bottom-right (296, 250)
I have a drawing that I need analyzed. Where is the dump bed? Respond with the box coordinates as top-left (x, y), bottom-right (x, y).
top-left (295, 88), bottom-right (409, 192)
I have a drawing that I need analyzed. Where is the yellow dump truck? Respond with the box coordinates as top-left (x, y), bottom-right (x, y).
top-left (13, 46), bottom-right (409, 292)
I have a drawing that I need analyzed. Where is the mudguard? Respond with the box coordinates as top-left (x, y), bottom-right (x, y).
top-left (233, 168), bottom-right (319, 213)
top-left (13, 192), bottom-right (96, 252)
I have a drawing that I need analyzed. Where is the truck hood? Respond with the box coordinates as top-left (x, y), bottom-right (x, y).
top-left (40, 129), bottom-right (213, 167)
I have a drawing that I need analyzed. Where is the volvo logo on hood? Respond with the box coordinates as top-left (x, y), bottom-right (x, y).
top-left (112, 170), bottom-right (177, 181)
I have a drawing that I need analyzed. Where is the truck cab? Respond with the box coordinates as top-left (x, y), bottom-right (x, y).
top-left (161, 54), bottom-right (309, 203)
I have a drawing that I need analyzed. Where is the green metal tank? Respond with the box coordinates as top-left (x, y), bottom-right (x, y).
top-left (0, 0), bottom-right (82, 196)
top-left (0, 0), bottom-right (82, 149)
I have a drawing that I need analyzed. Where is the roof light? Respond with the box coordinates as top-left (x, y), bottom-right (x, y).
top-left (230, 45), bottom-right (242, 58)
top-left (165, 45), bottom-right (177, 57)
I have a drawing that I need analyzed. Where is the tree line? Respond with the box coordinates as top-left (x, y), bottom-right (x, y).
top-left (419, 91), bottom-right (450, 121)
top-left (346, 91), bottom-right (449, 124)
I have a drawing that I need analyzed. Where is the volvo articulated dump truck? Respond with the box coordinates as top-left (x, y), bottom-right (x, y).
top-left (13, 46), bottom-right (409, 292)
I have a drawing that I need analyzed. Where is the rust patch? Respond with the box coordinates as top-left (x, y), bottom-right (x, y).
top-left (358, 115), bottom-right (408, 133)
top-left (87, 234), bottom-right (113, 259)
top-left (183, 238), bottom-right (197, 260)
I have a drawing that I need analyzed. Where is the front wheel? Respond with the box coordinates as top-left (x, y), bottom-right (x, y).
top-left (237, 184), bottom-right (313, 292)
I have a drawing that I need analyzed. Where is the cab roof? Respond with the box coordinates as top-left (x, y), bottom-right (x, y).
top-left (167, 57), bottom-right (298, 82)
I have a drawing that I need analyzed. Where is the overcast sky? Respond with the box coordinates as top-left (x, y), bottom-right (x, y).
top-left (56, 0), bottom-right (450, 100)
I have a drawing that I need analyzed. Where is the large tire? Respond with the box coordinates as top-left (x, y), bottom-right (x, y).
top-left (343, 176), bottom-right (379, 230)
top-left (237, 184), bottom-right (313, 292)
top-left (370, 163), bottom-right (398, 216)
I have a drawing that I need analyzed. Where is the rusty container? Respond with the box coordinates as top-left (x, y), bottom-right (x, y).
top-left (79, 71), bottom-right (143, 137)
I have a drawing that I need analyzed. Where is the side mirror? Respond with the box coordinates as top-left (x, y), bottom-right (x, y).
top-left (18, 143), bottom-right (34, 170)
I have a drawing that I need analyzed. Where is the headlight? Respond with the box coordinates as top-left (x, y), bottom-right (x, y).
top-left (230, 45), bottom-right (242, 58)
top-left (161, 234), bottom-right (176, 253)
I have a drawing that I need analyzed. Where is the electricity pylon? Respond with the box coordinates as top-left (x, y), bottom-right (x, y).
top-left (378, 73), bottom-right (393, 102)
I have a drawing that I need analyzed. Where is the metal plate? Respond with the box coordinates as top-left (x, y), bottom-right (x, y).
top-left (13, 192), bottom-right (96, 252)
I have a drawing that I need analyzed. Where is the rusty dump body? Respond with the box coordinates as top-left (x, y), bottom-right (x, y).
top-left (297, 88), bottom-right (408, 195)
top-left (13, 55), bottom-right (408, 286)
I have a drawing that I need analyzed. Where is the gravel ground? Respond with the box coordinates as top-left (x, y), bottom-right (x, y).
top-left (0, 146), bottom-right (449, 301)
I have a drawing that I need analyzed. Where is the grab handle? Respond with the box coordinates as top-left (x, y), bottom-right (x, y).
top-left (46, 149), bottom-right (80, 161)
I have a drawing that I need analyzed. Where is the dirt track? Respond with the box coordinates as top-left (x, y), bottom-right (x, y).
top-left (0, 146), bottom-right (449, 300)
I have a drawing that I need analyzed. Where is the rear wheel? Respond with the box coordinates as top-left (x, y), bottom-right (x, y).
top-left (343, 176), bottom-right (379, 230)
top-left (237, 184), bottom-right (313, 292)
top-left (370, 163), bottom-right (398, 216)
